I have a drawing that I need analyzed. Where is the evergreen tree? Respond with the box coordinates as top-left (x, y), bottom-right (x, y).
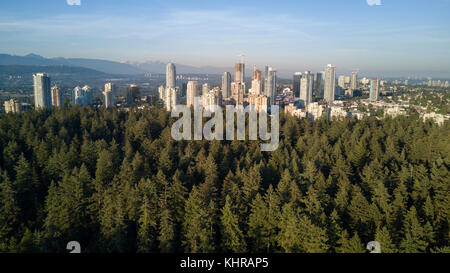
top-left (220, 196), bottom-right (246, 253)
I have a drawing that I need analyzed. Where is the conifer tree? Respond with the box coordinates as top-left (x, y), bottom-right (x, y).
top-left (220, 196), bottom-right (246, 253)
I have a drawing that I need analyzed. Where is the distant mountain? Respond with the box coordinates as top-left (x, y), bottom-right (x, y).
top-left (0, 53), bottom-right (279, 77)
top-left (0, 54), bottom-right (145, 75)
top-left (0, 65), bottom-right (119, 87)
top-left (0, 65), bottom-right (107, 76)
top-left (130, 61), bottom-right (232, 75)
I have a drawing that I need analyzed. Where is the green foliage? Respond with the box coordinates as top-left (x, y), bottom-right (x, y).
top-left (0, 106), bottom-right (448, 253)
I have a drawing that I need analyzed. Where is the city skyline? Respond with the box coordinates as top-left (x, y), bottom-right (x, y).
top-left (1, 0), bottom-right (449, 78)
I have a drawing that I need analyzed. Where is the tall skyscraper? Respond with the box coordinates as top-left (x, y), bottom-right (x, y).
top-left (315, 72), bottom-right (323, 98)
top-left (234, 62), bottom-right (245, 84)
top-left (166, 63), bottom-right (176, 88)
top-left (293, 72), bottom-right (302, 98)
top-left (33, 73), bottom-right (51, 109)
top-left (252, 69), bottom-right (262, 95)
top-left (300, 71), bottom-right (313, 106)
top-left (82, 85), bottom-right (93, 105)
top-left (265, 67), bottom-right (277, 105)
top-left (127, 84), bottom-right (141, 106)
top-left (370, 78), bottom-right (380, 101)
top-left (324, 64), bottom-right (336, 104)
top-left (51, 86), bottom-right (63, 108)
top-left (338, 75), bottom-right (346, 89)
top-left (222, 72), bottom-right (231, 98)
top-left (231, 61), bottom-right (246, 105)
top-left (350, 72), bottom-right (358, 91)
top-left (187, 81), bottom-right (199, 107)
top-left (165, 87), bottom-right (179, 111)
top-left (158, 85), bottom-right (166, 100)
top-left (202, 83), bottom-right (211, 96)
top-left (231, 82), bottom-right (245, 105)
top-left (72, 86), bottom-right (93, 106)
top-left (104, 83), bottom-right (116, 108)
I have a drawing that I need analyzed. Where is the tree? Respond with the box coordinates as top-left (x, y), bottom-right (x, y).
top-left (375, 226), bottom-right (397, 253)
top-left (336, 231), bottom-right (366, 253)
top-left (158, 208), bottom-right (175, 253)
top-left (0, 171), bottom-right (20, 248)
top-left (220, 196), bottom-right (246, 253)
top-left (183, 186), bottom-right (216, 253)
top-left (248, 187), bottom-right (280, 253)
top-left (400, 206), bottom-right (428, 253)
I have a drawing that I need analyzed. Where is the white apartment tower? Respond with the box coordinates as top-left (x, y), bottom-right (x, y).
top-left (324, 64), bottom-right (336, 104)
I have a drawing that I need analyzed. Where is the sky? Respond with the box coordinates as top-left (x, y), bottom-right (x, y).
top-left (0, 0), bottom-right (450, 78)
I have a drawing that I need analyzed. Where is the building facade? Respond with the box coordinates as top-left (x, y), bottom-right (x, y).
top-left (370, 78), bottom-right (380, 101)
top-left (187, 81), bottom-right (199, 107)
top-left (222, 72), bottom-right (231, 98)
top-left (324, 64), bottom-right (336, 104)
top-left (51, 86), bottom-right (63, 108)
top-left (33, 73), bottom-right (52, 109)
top-left (166, 63), bottom-right (176, 89)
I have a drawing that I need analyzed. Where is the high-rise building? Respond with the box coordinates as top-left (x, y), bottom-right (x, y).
top-left (33, 73), bottom-right (52, 109)
top-left (72, 86), bottom-right (93, 106)
top-left (166, 63), bottom-right (176, 88)
top-left (127, 84), bottom-right (141, 106)
top-left (231, 61), bottom-right (246, 105)
top-left (222, 72), bottom-right (231, 98)
top-left (82, 85), bottom-right (93, 105)
top-left (234, 62), bottom-right (245, 84)
top-left (3, 99), bottom-right (22, 114)
top-left (345, 76), bottom-right (351, 86)
top-left (324, 64), bottom-right (336, 104)
top-left (370, 78), bottom-right (380, 101)
top-left (248, 94), bottom-right (269, 113)
top-left (350, 72), bottom-right (358, 91)
top-left (231, 82), bottom-right (245, 105)
top-left (252, 69), bottom-right (262, 95)
top-left (293, 72), bottom-right (302, 98)
top-left (300, 71), bottom-right (313, 107)
top-left (265, 67), bottom-right (277, 105)
top-left (104, 83), bottom-right (116, 108)
top-left (187, 81), bottom-right (199, 107)
top-left (158, 85), bottom-right (166, 100)
top-left (165, 87), bottom-right (179, 111)
top-left (51, 86), bottom-right (63, 108)
top-left (213, 86), bottom-right (223, 106)
top-left (338, 75), bottom-right (346, 89)
top-left (315, 72), bottom-right (323, 98)
top-left (202, 83), bottom-right (211, 96)
top-left (72, 86), bottom-right (83, 105)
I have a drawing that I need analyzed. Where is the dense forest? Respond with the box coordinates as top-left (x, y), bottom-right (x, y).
top-left (0, 106), bottom-right (448, 253)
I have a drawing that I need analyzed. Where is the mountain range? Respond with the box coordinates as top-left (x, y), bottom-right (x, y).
top-left (0, 54), bottom-right (234, 76)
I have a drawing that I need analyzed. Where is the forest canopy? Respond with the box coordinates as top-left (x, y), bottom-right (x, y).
top-left (0, 106), bottom-right (448, 253)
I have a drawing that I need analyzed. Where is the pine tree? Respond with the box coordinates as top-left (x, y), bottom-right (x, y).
top-left (375, 226), bottom-right (397, 253)
top-left (137, 196), bottom-right (157, 252)
top-left (0, 171), bottom-right (20, 247)
top-left (183, 186), bottom-right (216, 253)
top-left (336, 230), bottom-right (366, 253)
top-left (277, 203), bottom-right (302, 253)
top-left (400, 206), bottom-right (428, 253)
top-left (220, 196), bottom-right (246, 253)
top-left (158, 208), bottom-right (175, 253)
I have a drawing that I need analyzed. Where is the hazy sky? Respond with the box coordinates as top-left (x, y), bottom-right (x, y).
top-left (1, 0), bottom-right (449, 77)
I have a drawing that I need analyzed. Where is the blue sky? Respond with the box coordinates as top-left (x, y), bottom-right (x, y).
top-left (1, 0), bottom-right (449, 77)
